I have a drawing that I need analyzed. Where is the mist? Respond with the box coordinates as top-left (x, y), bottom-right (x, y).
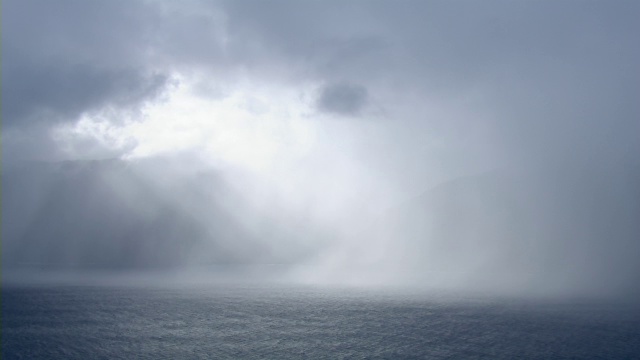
top-left (3, 0), bottom-right (640, 301)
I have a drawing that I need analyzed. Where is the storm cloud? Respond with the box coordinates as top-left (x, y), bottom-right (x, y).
top-left (2, 0), bottom-right (168, 126)
top-left (316, 82), bottom-right (368, 116)
top-left (3, 0), bottom-right (639, 298)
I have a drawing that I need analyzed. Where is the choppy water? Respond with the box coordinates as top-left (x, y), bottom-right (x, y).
top-left (3, 285), bottom-right (640, 359)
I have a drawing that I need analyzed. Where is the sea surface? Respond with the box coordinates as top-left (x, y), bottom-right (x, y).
top-left (3, 284), bottom-right (640, 359)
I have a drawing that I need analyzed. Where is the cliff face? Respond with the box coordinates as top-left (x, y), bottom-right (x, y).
top-left (385, 162), bottom-right (640, 295)
top-left (2, 159), bottom-right (277, 270)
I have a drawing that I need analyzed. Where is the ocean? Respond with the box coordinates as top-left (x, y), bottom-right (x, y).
top-left (3, 285), bottom-right (640, 359)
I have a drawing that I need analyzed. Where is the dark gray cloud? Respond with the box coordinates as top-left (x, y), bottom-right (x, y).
top-left (2, 0), bottom-right (175, 129)
top-left (316, 82), bottom-right (368, 116)
top-left (3, 62), bottom-right (167, 127)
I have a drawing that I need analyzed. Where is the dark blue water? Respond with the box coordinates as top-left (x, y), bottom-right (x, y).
top-left (3, 285), bottom-right (640, 359)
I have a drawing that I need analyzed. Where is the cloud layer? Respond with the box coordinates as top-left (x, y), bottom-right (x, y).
top-left (3, 0), bottom-right (639, 297)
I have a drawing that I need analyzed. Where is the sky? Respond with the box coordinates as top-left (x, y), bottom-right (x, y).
top-left (2, 0), bottom-right (640, 297)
